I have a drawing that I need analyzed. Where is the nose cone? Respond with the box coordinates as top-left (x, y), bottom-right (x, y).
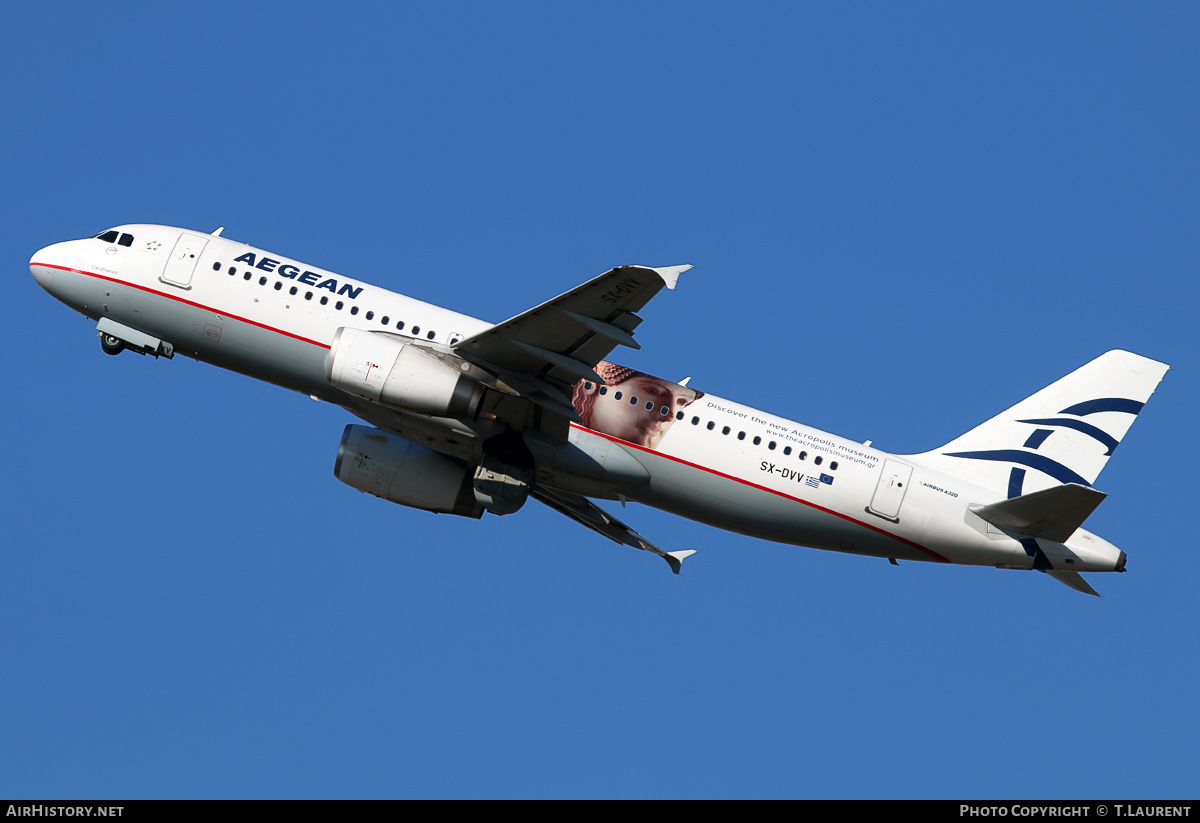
top-left (30, 240), bottom-right (74, 292)
top-left (30, 245), bottom-right (56, 290)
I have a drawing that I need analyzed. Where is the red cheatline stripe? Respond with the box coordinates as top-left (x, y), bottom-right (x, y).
top-left (35, 263), bottom-right (332, 349)
top-left (572, 423), bottom-right (951, 563)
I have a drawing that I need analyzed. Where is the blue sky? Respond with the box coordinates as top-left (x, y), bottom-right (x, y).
top-left (4, 2), bottom-right (1198, 799)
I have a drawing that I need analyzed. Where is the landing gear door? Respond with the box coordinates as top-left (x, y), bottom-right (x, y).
top-left (161, 233), bottom-right (208, 289)
top-left (868, 459), bottom-right (912, 521)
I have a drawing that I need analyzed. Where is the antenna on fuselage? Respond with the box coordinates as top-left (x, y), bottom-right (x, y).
top-left (211, 227), bottom-right (224, 237)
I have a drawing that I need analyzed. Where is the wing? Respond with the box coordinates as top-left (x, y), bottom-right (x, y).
top-left (338, 264), bottom-right (694, 566)
top-left (531, 486), bottom-right (696, 574)
top-left (453, 264), bottom-right (690, 434)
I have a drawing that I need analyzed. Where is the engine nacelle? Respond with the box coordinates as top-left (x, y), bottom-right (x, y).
top-left (326, 327), bottom-right (483, 419)
top-left (334, 425), bottom-right (482, 518)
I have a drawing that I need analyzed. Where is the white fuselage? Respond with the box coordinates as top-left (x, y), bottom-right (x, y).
top-left (29, 224), bottom-right (1126, 576)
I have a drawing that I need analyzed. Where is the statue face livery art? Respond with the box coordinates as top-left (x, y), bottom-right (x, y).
top-left (572, 361), bottom-right (704, 449)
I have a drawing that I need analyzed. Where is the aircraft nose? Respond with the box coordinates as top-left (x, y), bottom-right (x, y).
top-left (30, 248), bottom-right (54, 290)
top-left (30, 242), bottom-right (68, 291)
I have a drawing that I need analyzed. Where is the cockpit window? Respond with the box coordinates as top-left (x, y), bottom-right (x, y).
top-left (95, 230), bottom-right (134, 246)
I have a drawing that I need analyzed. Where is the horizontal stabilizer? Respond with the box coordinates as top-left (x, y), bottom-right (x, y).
top-left (970, 483), bottom-right (1106, 542)
top-left (1043, 569), bottom-right (1100, 597)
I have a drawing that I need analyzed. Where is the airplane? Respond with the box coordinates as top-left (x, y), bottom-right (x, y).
top-left (29, 224), bottom-right (1169, 596)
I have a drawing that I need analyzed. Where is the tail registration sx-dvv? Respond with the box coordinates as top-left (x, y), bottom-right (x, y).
top-left (30, 224), bottom-right (1169, 595)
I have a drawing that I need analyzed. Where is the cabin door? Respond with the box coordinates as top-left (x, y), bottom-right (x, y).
top-left (868, 459), bottom-right (912, 521)
top-left (161, 233), bottom-right (209, 288)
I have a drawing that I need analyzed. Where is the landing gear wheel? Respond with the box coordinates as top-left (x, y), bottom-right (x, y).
top-left (100, 333), bottom-right (125, 356)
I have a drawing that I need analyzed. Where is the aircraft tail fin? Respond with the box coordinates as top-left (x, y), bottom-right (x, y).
top-left (910, 350), bottom-right (1168, 496)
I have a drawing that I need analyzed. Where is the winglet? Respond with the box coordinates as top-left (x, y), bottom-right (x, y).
top-left (653, 265), bottom-right (692, 291)
top-left (663, 549), bottom-right (697, 574)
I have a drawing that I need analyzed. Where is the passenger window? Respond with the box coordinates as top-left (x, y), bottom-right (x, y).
top-left (706, 421), bottom-right (715, 430)
top-left (259, 277), bottom-right (267, 285)
top-left (691, 416), bottom-right (699, 425)
top-left (336, 301), bottom-right (344, 310)
top-left (737, 431), bottom-right (745, 440)
top-left (396, 321), bottom-right (405, 330)
top-left (320, 296), bottom-right (328, 305)
top-left (244, 273), bottom-right (252, 281)
top-left (412, 326), bottom-right (420, 335)
top-left (289, 286), bottom-right (298, 295)
top-left (427, 331), bottom-right (435, 340)
top-left (366, 311), bottom-right (374, 321)
top-left (830, 461), bottom-right (838, 471)
top-left (768, 442), bottom-right (776, 450)
top-left (753, 436), bottom-right (761, 445)
top-left (783, 446), bottom-right (792, 455)
top-left (274, 282), bottom-right (282, 291)
top-left (350, 306), bottom-right (359, 315)
top-left (382, 316), bottom-right (389, 325)
top-left (228, 266), bottom-right (236, 275)
top-left (599, 386), bottom-right (608, 395)
top-left (676, 411), bottom-right (684, 421)
top-left (799, 451), bottom-right (807, 461)
top-left (630, 396), bottom-right (638, 406)
top-left (722, 426), bottom-right (730, 435)
top-left (814, 456), bottom-right (823, 466)
top-left (213, 262), bottom-right (222, 272)
top-left (304, 292), bottom-right (313, 300)
top-left (614, 391), bottom-right (622, 400)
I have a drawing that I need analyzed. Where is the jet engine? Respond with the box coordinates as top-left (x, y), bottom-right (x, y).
top-left (326, 327), bottom-right (483, 419)
top-left (334, 424), bottom-right (483, 518)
